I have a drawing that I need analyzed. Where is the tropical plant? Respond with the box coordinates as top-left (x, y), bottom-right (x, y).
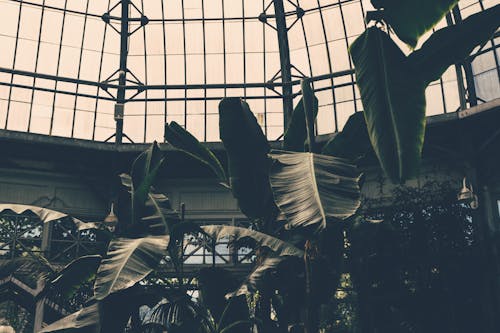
top-left (350, 3), bottom-right (500, 183)
top-left (23, 131), bottom-right (339, 333)
top-left (165, 80), bottom-right (362, 333)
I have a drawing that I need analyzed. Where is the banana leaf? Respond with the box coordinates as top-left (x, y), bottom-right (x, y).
top-left (0, 204), bottom-right (97, 231)
top-left (350, 27), bottom-right (425, 183)
top-left (283, 86), bottom-right (319, 152)
top-left (130, 142), bottom-right (166, 227)
top-left (0, 256), bottom-right (54, 282)
top-left (321, 111), bottom-right (372, 161)
top-left (226, 255), bottom-right (289, 297)
top-left (200, 225), bottom-right (304, 299)
top-left (408, 4), bottom-right (500, 84)
top-left (350, 6), bottom-right (500, 183)
top-left (198, 267), bottom-right (238, 323)
top-left (120, 174), bottom-right (180, 236)
top-left (40, 287), bottom-right (155, 333)
top-left (302, 79), bottom-right (317, 152)
top-left (165, 121), bottom-right (227, 183)
top-left (39, 302), bottom-right (101, 333)
top-left (201, 225), bottom-right (304, 257)
top-left (219, 98), bottom-right (275, 220)
top-left (269, 151), bottom-right (361, 232)
top-left (40, 255), bottom-right (102, 299)
top-left (217, 296), bottom-right (251, 333)
top-left (93, 236), bottom-right (169, 300)
top-left (370, 0), bottom-right (459, 48)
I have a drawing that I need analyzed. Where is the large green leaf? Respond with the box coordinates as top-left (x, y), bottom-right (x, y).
top-left (351, 7), bottom-right (500, 183)
top-left (165, 121), bottom-right (227, 183)
top-left (40, 288), bottom-right (155, 333)
top-left (219, 98), bottom-right (275, 220)
top-left (350, 27), bottom-right (426, 183)
top-left (301, 79), bottom-right (317, 153)
top-left (269, 151), bottom-right (361, 232)
top-left (93, 236), bottom-right (168, 300)
top-left (408, 4), bottom-right (500, 84)
top-left (201, 225), bottom-right (304, 257)
top-left (0, 204), bottom-right (97, 230)
top-left (0, 256), bottom-right (54, 281)
top-left (120, 174), bottom-right (180, 235)
top-left (321, 112), bottom-right (372, 161)
top-left (370, 0), bottom-right (459, 48)
top-left (39, 302), bottom-right (101, 332)
top-left (41, 255), bottom-right (102, 299)
top-left (200, 225), bottom-right (304, 298)
top-left (198, 267), bottom-right (237, 323)
top-left (217, 296), bottom-right (251, 333)
top-left (227, 255), bottom-right (290, 297)
top-left (283, 85), bottom-right (319, 152)
top-left (196, 268), bottom-right (252, 333)
top-left (130, 142), bottom-right (166, 226)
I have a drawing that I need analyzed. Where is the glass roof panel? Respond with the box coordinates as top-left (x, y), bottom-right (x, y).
top-left (0, 0), bottom-right (497, 143)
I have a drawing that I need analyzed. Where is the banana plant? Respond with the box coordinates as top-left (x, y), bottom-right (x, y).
top-left (369, 0), bottom-right (459, 48)
top-left (37, 140), bottom-right (320, 333)
top-left (350, 4), bottom-right (500, 183)
top-left (35, 143), bottom-right (178, 332)
top-left (13, 80), bottom-right (361, 332)
top-left (164, 81), bottom-right (362, 333)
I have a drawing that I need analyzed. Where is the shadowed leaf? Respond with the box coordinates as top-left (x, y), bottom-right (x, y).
top-left (283, 85), bottom-right (319, 152)
top-left (350, 7), bottom-right (500, 183)
top-left (322, 112), bottom-right (372, 161)
top-left (219, 98), bottom-right (275, 220)
top-left (201, 225), bottom-right (304, 257)
top-left (408, 4), bottom-right (500, 84)
top-left (165, 121), bottom-right (227, 183)
top-left (350, 27), bottom-right (425, 183)
top-left (120, 174), bottom-right (180, 236)
top-left (0, 204), bottom-right (96, 231)
top-left (41, 255), bottom-right (102, 299)
top-left (370, 0), bottom-right (458, 48)
top-left (39, 302), bottom-right (101, 333)
top-left (130, 142), bottom-right (166, 227)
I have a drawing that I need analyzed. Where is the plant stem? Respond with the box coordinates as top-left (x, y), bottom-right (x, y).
top-left (302, 79), bottom-right (316, 154)
top-left (304, 239), bottom-right (319, 333)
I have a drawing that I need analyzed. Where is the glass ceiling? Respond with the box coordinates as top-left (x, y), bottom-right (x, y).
top-left (0, 0), bottom-right (498, 143)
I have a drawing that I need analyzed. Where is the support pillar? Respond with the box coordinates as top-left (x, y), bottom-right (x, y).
top-left (451, 7), bottom-right (478, 107)
top-left (273, 0), bottom-right (294, 129)
top-left (33, 220), bottom-right (52, 332)
top-left (115, 0), bottom-right (130, 144)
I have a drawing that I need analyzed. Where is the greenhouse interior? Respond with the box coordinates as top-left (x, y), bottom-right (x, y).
top-left (0, 0), bottom-right (499, 332)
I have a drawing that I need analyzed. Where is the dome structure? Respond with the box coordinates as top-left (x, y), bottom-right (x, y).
top-left (0, 0), bottom-right (498, 143)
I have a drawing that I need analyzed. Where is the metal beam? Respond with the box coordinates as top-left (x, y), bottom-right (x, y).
top-left (115, 0), bottom-right (130, 144)
top-left (0, 67), bottom-right (111, 90)
top-left (34, 218), bottom-right (53, 331)
top-left (273, 0), bottom-right (294, 128)
top-left (451, 7), bottom-right (478, 107)
top-left (0, 65), bottom-right (354, 92)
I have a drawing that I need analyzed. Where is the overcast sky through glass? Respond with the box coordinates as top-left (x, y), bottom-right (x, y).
top-left (0, 0), bottom-right (498, 143)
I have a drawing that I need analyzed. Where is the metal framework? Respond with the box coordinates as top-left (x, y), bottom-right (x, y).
top-left (0, 212), bottom-right (254, 268)
top-left (0, 211), bottom-right (255, 329)
top-left (0, 0), bottom-right (498, 143)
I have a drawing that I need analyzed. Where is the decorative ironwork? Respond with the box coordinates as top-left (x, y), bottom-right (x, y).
top-left (0, 212), bottom-right (105, 263)
top-left (0, 212), bottom-right (253, 268)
